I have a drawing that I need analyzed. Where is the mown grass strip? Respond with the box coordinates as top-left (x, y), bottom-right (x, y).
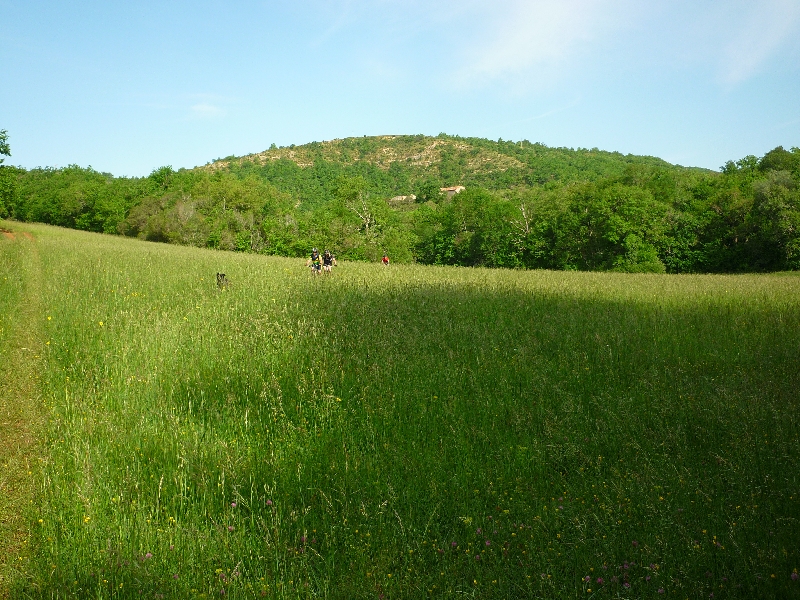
top-left (0, 225), bottom-right (45, 598)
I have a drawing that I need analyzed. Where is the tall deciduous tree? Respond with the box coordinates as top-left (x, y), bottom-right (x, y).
top-left (335, 175), bottom-right (377, 235)
top-left (0, 129), bottom-right (10, 164)
top-left (0, 129), bottom-right (14, 218)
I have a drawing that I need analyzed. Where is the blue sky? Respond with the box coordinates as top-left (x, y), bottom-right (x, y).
top-left (2, 0), bottom-right (799, 176)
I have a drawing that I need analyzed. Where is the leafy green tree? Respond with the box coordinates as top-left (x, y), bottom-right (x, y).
top-left (508, 187), bottom-right (565, 269)
top-left (745, 170), bottom-right (800, 270)
top-left (0, 129), bottom-right (10, 163)
top-left (415, 178), bottom-right (443, 204)
top-left (758, 146), bottom-right (800, 175)
top-left (148, 166), bottom-right (174, 191)
top-left (334, 175), bottom-right (386, 237)
top-left (612, 233), bottom-right (666, 273)
top-left (0, 129), bottom-right (13, 218)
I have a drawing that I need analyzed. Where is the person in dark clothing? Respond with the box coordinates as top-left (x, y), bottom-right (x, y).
top-left (307, 247), bottom-right (322, 274)
top-left (322, 250), bottom-right (337, 273)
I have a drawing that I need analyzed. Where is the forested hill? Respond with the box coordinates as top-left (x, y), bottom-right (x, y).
top-left (203, 134), bottom-right (694, 205)
top-left (2, 134), bottom-right (799, 273)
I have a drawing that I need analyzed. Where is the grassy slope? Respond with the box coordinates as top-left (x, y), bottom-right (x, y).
top-left (2, 222), bottom-right (799, 599)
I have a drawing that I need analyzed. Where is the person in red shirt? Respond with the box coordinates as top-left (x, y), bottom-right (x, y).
top-left (382, 254), bottom-right (389, 265)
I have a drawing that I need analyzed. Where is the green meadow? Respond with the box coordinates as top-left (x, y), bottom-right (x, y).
top-left (1, 220), bottom-right (799, 599)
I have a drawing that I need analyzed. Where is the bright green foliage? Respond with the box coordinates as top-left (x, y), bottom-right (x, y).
top-left (3, 223), bottom-right (800, 598)
top-left (0, 170), bottom-right (14, 220)
top-left (12, 166), bottom-right (147, 233)
top-left (0, 129), bottom-right (10, 164)
top-left (5, 136), bottom-right (800, 271)
top-left (0, 129), bottom-right (13, 218)
top-left (415, 178), bottom-right (444, 204)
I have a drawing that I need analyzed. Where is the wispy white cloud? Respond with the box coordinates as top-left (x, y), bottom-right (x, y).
top-left (452, 0), bottom-right (637, 86)
top-left (717, 0), bottom-right (800, 84)
top-left (309, 0), bottom-right (356, 47)
top-left (188, 102), bottom-right (226, 120)
top-left (441, 0), bottom-right (800, 90)
top-left (522, 99), bottom-right (582, 122)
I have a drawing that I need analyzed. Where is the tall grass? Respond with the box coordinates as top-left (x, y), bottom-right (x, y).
top-left (2, 222), bottom-right (800, 599)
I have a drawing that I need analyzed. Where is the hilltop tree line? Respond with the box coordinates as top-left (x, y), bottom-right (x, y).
top-left (1, 132), bottom-right (799, 272)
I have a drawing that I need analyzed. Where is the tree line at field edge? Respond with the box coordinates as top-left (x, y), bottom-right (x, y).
top-left (1, 131), bottom-right (798, 273)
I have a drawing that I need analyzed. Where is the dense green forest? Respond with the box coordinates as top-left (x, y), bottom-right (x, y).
top-left (2, 132), bottom-right (799, 272)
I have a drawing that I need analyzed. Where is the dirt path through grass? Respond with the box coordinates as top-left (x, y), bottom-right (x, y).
top-left (0, 230), bottom-right (45, 598)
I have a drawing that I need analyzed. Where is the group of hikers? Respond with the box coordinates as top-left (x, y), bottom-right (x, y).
top-left (306, 248), bottom-right (337, 274)
top-left (306, 248), bottom-right (389, 274)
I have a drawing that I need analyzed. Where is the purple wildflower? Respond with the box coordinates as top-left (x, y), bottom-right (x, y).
top-left (451, 541), bottom-right (457, 547)
top-left (173, 574), bottom-right (179, 580)
top-left (475, 555), bottom-right (480, 561)
top-left (485, 540), bottom-right (491, 546)
top-left (584, 576), bottom-right (591, 582)
top-left (231, 502), bottom-right (236, 508)
top-left (300, 536), bottom-right (307, 543)
top-left (145, 552), bottom-right (153, 560)
top-left (476, 528), bottom-right (482, 534)
top-left (624, 582), bottom-right (631, 589)
top-left (228, 526), bottom-right (234, 532)
top-left (632, 540), bottom-right (639, 547)
top-left (597, 578), bottom-right (604, 584)
top-left (646, 576), bottom-right (651, 582)
top-left (792, 573), bottom-right (799, 581)
top-left (266, 499), bottom-right (273, 506)
top-left (658, 588), bottom-right (664, 594)
top-left (169, 545), bottom-right (174, 551)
